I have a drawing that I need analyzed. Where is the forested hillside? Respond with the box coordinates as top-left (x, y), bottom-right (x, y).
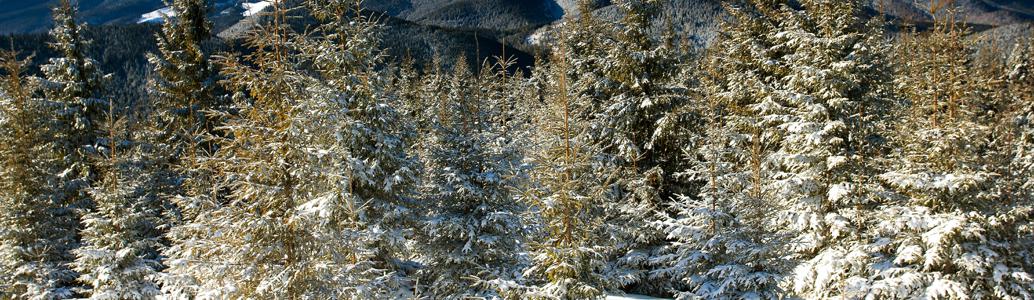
top-left (0, 0), bottom-right (1032, 299)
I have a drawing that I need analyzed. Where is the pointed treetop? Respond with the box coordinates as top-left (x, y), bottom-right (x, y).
top-left (50, 0), bottom-right (87, 55)
top-left (167, 0), bottom-right (212, 44)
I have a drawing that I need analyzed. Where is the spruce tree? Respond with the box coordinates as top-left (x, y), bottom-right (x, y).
top-left (867, 8), bottom-right (1034, 299)
top-left (151, 1), bottom-right (225, 295)
top-left (521, 27), bottom-right (609, 300)
top-left (163, 1), bottom-right (422, 297)
top-left (651, 3), bottom-right (791, 295)
top-left (653, 1), bottom-right (793, 298)
top-left (1004, 38), bottom-right (1034, 201)
top-left (415, 56), bottom-right (526, 298)
top-left (762, 1), bottom-right (895, 297)
top-left (146, 0), bottom-right (220, 222)
top-left (394, 53), bottom-right (429, 138)
top-left (4, 0), bottom-right (112, 296)
top-left (566, 0), bottom-right (610, 117)
top-left (409, 54), bottom-right (448, 162)
top-left (1003, 40), bottom-right (1034, 289)
top-left (654, 0), bottom-right (895, 297)
top-left (72, 98), bottom-right (161, 299)
top-left (654, 113), bottom-right (786, 299)
top-left (162, 1), bottom-right (336, 297)
top-left (592, 0), bottom-right (687, 291)
top-left (0, 51), bottom-right (77, 299)
top-left (39, 3), bottom-right (111, 294)
top-left (41, 0), bottom-right (109, 207)
top-left (298, 0), bottom-right (423, 294)
top-left (148, 0), bottom-right (215, 138)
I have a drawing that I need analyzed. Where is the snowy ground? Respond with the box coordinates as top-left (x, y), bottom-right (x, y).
top-left (242, 1), bottom-right (272, 17)
top-left (138, 7), bottom-right (174, 24)
top-left (607, 294), bottom-right (670, 300)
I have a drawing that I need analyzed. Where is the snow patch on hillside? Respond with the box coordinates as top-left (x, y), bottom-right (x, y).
top-left (526, 29), bottom-right (553, 46)
top-left (242, 1), bottom-right (272, 17)
top-left (138, 7), bottom-right (174, 24)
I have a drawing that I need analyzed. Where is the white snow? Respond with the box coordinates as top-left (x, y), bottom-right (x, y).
top-left (606, 294), bottom-right (669, 300)
top-left (242, 1), bottom-right (272, 17)
top-left (826, 155), bottom-right (847, 170)
top-left (138, 7), bottom-right (175, 24)
top-left (526, 29), bottom-right (551, 47)
top-left (827, 182), bottom-right (851, 203)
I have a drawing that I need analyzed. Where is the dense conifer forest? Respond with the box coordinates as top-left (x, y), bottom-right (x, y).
top-left (0, 0), bottom-right (1032, 299)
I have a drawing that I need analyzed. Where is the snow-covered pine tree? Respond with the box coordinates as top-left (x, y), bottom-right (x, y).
top-left (654, 108), bottom-right (786, 299)
top-left (1005, 38), bottom-right (1034, 198)
top-left (0, 51), bottom-right (77, 299)
top-left (1001, 39), bottom-right (1034, 284)
top-left (164, 0), bottom-right (425, 297)
top-left (12, 0), bottom-right (114, 296)
top-left (651, 2), bottom-right (793, 296)
top-left (592, 0), bottom-right (686, 291)
top-left (753, 1), bottom-right (897, 297)
top-left (521, 26), bottom-right (609, 300)
top-left (883, 6), bottom-right (989, 210)
top-left (296, 1), bottom-right (424, 295)
top-left (477, 54), bottom-right (533, 143)
top-left (415, 55), bottom-right (527, 298)
top-left (869, 6), bottom-right (1034, 298)
top-left (394, 53), bottom-right (429, 138)
top-left (72, 95), bottom-right (161, 300)
top-left (146, 0), bottom-right (221, 223)
top-left (148, 0), bottom-right (216, 149)
top-left (550, 12), bottom-right (612, 294)
top-left (163, 1), bottom-right (369, 297)
top-left (409, 54), bottom-right (449, 161)
top-left (41, 0), bottom-right (109, 211)
top-left (971, 37), bottom-right (1034, 293)
top-left (565, 0), bottom-right (610, 118)
top-left (655, 0), bottom-right (895, 297)
top-left (649, 14), bottom-right (703, 201)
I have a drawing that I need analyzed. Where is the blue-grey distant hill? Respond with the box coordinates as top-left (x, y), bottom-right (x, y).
top-left (3, 0), bottom-right (1030, 35)
top-left (0, 0), bottom-right (258, 34)
top-left (1, 0), bottom-right (1030, 70)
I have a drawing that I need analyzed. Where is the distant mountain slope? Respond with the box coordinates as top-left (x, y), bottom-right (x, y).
top-left (361, 0), bottom-right (565, 37)
top-left (215, 3), bottom-right (535, 72)
top-left (521, 0), bottom-right (1032, 47)
top-left (0, 0), bottom-right (160, 34)
top-left (0, 0), bottom-right (252, 34)
top-left (2, 0), bottom-right (1031, 73)
top-left (518, 0), bottom-right (724, 51)
top-left (4, 0), bottom-right (1031, 38)
top-left (984, 0), bottom-right (1034, 16)
top-left (874, 0), bottom-right (1034, 26)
